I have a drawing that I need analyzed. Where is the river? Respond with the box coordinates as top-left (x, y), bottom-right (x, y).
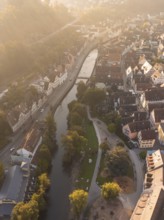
top-left (45, 49), bottom-right (98, 220)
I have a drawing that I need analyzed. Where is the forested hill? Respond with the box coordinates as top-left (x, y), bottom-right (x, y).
top-left (0, 0), bottom-right (75, 86)
top-left (0, 0), bottom-right (72, 44)
top-left (125, 0), bottom-right (164, 14)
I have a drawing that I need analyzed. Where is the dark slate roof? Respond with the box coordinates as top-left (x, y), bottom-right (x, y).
top-left (140, 129), bottom-right (156, 140)
top-left (129, 120), bottom-right (151, 133)
top-left (0, 204), bottom-right (14, 218)
top-left (112, 91), bottom-right (133, 99)
top-left (145, 88), bottom-right (164, 101)
top-left (133, 111), bottom-right (147, 121)
top-left (136, 83), bottom-right (152, 91)
top-left (133, 74), bottom-right (150, 83)
top-left (119, 105), bottom-right (138, 117)
top-left (121, 116), bottom-right (134, 126)
top-left (0, 165), bottom-right (28, 202)
top-left (153, 108), bottom-right (164, 123)
top-left (120, 96), bottom-right (136, 105)
top-left (148, 103), bottom-right (164, 113)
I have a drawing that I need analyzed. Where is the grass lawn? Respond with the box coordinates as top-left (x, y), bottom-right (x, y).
top-left (96, 151), bottom-right (112, 186)
top-left (75, 119), bottom-right (98, 190)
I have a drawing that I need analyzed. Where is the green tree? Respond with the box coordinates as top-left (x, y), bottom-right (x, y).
top-left (101, 182), bottom-right (121, 200)
top-left (37, 159), bottom-right (50, 175)
top-left (108, 123), bottom-right (116, 133)
top-left (139, 151), bottom-right (147, 160)
top-left (0, 110), bottom-right (11, 148)
top-left (43, 112), bottom-right (56, 151)
top-left (38, 144), bottom-right (51, 162)
top-left (76, 81), bottom-right (87, 100)
top-left (0, 162), bottom-right (4, 186)
top-left (83, 88), bottom-right (106, 108)
top-left (71, 125), bottom-right (86, 137)
top-left (62, 130), bottom-right (87, 165)
top-left (11, 200), bottom-right (39, 220)
top-left (105, 147), bottom-right (131, 177)
top-left (69, 189), bottom-right (88, 219)
top-left (68, 112), bottom-right (83, 127)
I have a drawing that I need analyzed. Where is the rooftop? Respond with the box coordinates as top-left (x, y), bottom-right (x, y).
top-left (128, 120), bottom-right (151, 133)
top-left (140, 129), bottom-right (156, 141)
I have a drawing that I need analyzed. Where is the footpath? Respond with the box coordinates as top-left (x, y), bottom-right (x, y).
top-left (86, 108), bottom-right (144, 211)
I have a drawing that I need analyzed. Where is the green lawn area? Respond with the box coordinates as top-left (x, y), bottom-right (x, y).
top-left (75, 119), bottom-right (98, 190)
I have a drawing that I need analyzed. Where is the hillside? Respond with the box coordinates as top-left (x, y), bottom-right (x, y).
top-left (0, 0), bottom-right (76, 87)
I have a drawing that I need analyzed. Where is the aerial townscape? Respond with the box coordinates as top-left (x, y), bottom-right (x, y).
top-left (0, 0), bottom-right (164, 220)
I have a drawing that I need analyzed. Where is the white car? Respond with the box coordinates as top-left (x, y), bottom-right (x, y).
top-left (10, 147), bottom-right (15, 152)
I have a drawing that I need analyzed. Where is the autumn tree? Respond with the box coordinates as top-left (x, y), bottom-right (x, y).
top-left (32, 190), bottom-right (46, 211)
top-left (69, 189), bottom-right (88, 219)
top-left (38, 173), bottom-right (50, 191)
top-left (11, 200), bottom-right (39, 220)
top-left (101, 182), bottom-right (121, 200)
top-left (100, 141), bottom-right (109, 151)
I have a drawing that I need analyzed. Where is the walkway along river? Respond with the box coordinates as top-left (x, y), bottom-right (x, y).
top-left (45, 49), bottom-right (98, 220)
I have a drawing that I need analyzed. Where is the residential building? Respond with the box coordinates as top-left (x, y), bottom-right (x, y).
top-left (138, 129), bottom-right (156, 148)
top-left (150, 108), bottom-right (164, 128)
top-left (140, 88), bottom-right (164, 110)
top-left (0, 164), bottom-right (30, 219)
top-left (122, 120), bottom-right (151, 139)
top-left (151, 70), bottom-right (164, 85)
top-left (130, 150), bottom-right (164, 220)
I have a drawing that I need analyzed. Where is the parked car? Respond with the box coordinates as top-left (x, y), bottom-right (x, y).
top-left (10, 147), bottom-right (15, 152)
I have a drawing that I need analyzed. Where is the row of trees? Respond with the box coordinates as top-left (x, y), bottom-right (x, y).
top-left (0, 110), bottom-right (11, 149)
top-left (69, 182), bottom-right (121, 219)
top-left (62, 81), bottom-right (106, 166)
top-left (11, 112), bottom-right (57, 219)
top-left (36, 112), bottom-right (56, 175)
top-left (11, 173), bottom-right (50, 220)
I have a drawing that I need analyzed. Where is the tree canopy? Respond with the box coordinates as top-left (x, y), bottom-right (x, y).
top-left (105, 147), bottom-right (131, 177)
top-left (76, 81), bottom-right (87, 100)
top-left (69, 189), bottom-right (88, 218)
top-left (101, 182), bottom-right (121, 200)
top-left (62, 130), bottom-right (87, 165)
top-left (11, 200), bottom-right (39, 220)
top-left (83, 88), bottom-right (106, 107)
